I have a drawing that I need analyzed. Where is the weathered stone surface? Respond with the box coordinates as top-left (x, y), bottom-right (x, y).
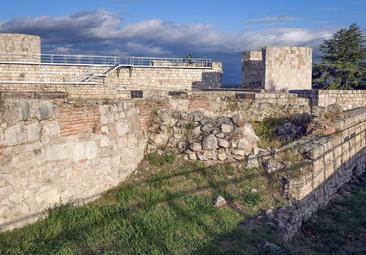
top-left (203, 134), bottom-right (218, 150)
top-left (186, 150), bottom-right (197, 160)
top-left (218, 138), bottom-right (230, 148)
top-left (4, 108), bottom-right (19, 125)
top-left (26, 122), bottom-right (41, 143)
top-left (203, 150), bottom-right (217, 160)
top-left (217, 149), bottom-right (227, 161)
top-left (73, 141), bottom-right (98, 161)
top-left (246, 154), bottom-right (259, 168)
top-left (1, 100), bottom-right (146, 232)
top-left (3, 123), bottom-right (26, 146)
top-left (116, 122), bottom-right (129, 136)
top-left (148, 110), bottom-right (259, 162)
top-left (214, 196), bottom-right (227, 208)
top-left (221, 123), bottom-right (234, 133)
top-left (19, 101), bottom-right (30, 121)
top-left (201, 123), bottom-right (214, 133)
top-left (190, 142), bottom-right (202, 152)
top-left (37, 102), bottom-right (53, 120)
top-left (233, 149), bottom-right (246, 156)
top-left (150, 132), bottom-right (170, 148)
top-left (263, 159), bottom-right (284, 174)
top-left (232, 114), bottom-right (246, 127)
top-left (41, 121), bottom-right (60, 138)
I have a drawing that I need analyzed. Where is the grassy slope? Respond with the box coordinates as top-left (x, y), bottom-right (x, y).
top-left (287, 174), bottom-right (366, 255)
top-left (0, 156), bottom-right (285, 255)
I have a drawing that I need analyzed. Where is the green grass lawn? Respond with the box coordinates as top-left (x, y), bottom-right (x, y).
top-left (0, 155), bottom-right (285, 255)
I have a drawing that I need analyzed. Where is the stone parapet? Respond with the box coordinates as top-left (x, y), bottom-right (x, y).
top-left (0, 33), bottom-right (41, 63)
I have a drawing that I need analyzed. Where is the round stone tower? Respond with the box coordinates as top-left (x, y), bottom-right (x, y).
top-left (0, 33), bottom-right (41, 63)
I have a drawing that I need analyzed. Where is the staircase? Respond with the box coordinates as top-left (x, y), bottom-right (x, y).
top-left (78, 64), bottom-right (121, 83)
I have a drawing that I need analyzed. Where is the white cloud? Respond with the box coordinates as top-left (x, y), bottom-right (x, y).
top-left (246, 16), bottom-right (299, 24)
top-left (0, 11), bottom-right (332, 55)
top-left (0, 11), bottom-right (335, 82)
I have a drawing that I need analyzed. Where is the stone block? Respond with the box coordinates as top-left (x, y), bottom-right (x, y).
top-left (37, 102), bottom-right (54, 120)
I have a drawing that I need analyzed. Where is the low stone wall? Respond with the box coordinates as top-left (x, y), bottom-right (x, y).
top-left (292, 89), bottom-right (366, 111)
top-left (272, 107), bottom-right (366, 240)
top-left (0, 99), bottom-right (146, 231)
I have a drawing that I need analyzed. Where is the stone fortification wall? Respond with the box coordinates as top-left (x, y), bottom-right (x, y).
top-left (272, 107), bottom-right (366, 240)
top-left (0, 99), bottom-right (146, 231)
top-left (293, 89), bottom-right (366, 111)
top-left (1, 89), bottom-right (366, 233)
top-left (241, 50), bottom-right (264, 89)
top-left (0, 34), bottom-right (41, 63)
top-left (264, 47), bottom-right (312, 91)
top-left (241, 47), bottom-right (312, 91)
top-left (0, 62), bottom-right (222, 98)
top-left (0, 91), bottom-right (312, 231)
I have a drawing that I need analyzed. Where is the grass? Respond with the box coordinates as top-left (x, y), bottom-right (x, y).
top-left (0, 157), bottom-right (286, 255)
top-left (287, 174), bottom-right (366, 254)
top-left (145, 152), bottom-right (176, 166)
top-left (2, 147), bottom-right (364, 254)
top-left (184, 122), bottom-right (195, 130)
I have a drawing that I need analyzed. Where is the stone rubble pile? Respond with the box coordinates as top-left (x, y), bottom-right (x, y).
top-left (147, 110), bottom-right (260, 161)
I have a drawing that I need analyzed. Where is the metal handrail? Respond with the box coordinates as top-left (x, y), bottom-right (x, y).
top-left (127, 56), bottom-right (212, 68)
top-left (0, 53), bottom-right (213, 68)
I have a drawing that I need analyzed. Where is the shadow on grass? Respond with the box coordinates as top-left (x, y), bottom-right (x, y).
top-left (0, 159), bottom-right (286, 254)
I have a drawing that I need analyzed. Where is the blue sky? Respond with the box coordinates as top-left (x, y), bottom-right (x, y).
top-left (1, 0), bottom-right (365, 84)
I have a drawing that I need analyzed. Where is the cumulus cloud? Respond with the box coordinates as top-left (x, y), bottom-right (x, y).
top-left (246, 16), bottom-right (299, 25)
top-left (0, 11), bottom-right (333, 83)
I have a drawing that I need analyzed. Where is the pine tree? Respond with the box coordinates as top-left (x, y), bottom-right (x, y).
top-left (314, 23), bottom-right (366, 89)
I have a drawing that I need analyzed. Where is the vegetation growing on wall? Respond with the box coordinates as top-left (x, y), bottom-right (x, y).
top-left (252, 114), bottom-right (311, 148)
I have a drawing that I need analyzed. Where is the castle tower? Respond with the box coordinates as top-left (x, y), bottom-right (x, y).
top-left (0, 33), bottom-right (41, 63)
top-left (241, 46), bottom-right (312, 91)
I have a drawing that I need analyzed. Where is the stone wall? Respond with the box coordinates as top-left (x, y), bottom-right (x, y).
top-left (0, 99), bottom-right (146, 231)
top-left (272, 107), bottom-right (366, 240)
top-left (241, 50), bottom-right (264, 89)
top-left (0, 34), bottom-right (40, 63)
top-left (241, 47), bottom-right (312, 91)
top-left (146, 110), bottom-right (260, 161)
top-left (1, 90), bottom-right (366, 233)
top-left (0, 62), bottom-right (223, 98)
top-left (292, 89), bottom-right (366, 111)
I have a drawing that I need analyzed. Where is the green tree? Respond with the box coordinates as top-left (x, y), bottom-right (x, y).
top-left (313, 23), bottom-right (366, 89)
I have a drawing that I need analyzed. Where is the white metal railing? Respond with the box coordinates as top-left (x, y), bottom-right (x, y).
top-left (0, 53), bottom-right (213, 85)
top-left (126, 57), bottom-right (212, 68)
top-left (41, 54), bottom-right (120, 66)
top-left (0, 53), bottom-right (213, 68)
